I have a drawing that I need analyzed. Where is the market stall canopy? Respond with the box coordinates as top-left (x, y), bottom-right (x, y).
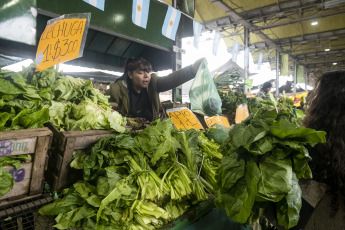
top-left (163, 0), bottom-right (345, 76)
top-left (0, 0), bottom-right (190, 73)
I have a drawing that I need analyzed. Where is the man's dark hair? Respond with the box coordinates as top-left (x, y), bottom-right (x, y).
top-left (262, 82), bottom-right (272, 89)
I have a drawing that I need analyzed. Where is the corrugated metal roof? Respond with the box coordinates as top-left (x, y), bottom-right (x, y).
top-left (162, 0), bottom-right (345, 75)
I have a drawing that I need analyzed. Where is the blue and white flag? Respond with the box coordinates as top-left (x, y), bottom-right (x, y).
top-left (212, 32), bottom-right (222, 56)
top-left (132, 0), bottom-right (150, 29)
top-left (83, 0), bottom-right (105, 11)
top-left (193, 20), bottom-right (202, 48)
top-left (258, 53), bottom-right (263, 70)
top-left (244, 47), bottom-right (250, 69)
top-left (232, 41), bottom-right (239, 63)
top-left (162, 6), bottom-right (181, 40)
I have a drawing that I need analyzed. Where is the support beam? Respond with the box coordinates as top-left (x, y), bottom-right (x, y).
top-left (276, 49), bottom-right (280, 98)
top-left (293, 61), bottom-right (297, 94)
top-left (244, 26), bottom-right (249, 93)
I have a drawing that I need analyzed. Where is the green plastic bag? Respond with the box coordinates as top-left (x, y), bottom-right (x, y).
top-left (189, 60), bottom-right (222, 116)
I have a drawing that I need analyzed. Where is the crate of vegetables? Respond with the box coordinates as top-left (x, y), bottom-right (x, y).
top-left (45, 123), bottom-right (118, 192)
top-left (0, 127), bottom-right (52, 206)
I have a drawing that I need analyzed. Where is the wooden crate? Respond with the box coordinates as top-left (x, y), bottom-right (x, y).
top-left (45, 124), bottom-right (115, 192)
top-left (0, 128), bottom-right (53, 206)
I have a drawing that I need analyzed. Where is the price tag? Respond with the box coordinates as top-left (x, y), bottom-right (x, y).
top-left (35, 14), bottom-right (90, 72)
top-left (166, 107), bottom-right (204, 130)
top-left (235, 104), bottom-right (249, 124)
top-left (204, 115), bottom-right (230, 128)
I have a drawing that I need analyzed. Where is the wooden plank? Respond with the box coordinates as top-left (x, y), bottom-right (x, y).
top-left (62, 129), bottom-right (114, 138)
top-left (44, 170), bottom-right (59, 192)
top-left (74, 133), bottom-right (113, 150)
top-left (47, 151), bottom-right (63, 175)
top-left (56, 137), bottom-right (76, 191)
top-left (0, 138), bottom-right (37, 157)
top-left (0, 163), bottom-right (32, 201)
top-left (0, 128), bottom-right (52, 139)
top-left (29, 136), bottom-right (50, 195)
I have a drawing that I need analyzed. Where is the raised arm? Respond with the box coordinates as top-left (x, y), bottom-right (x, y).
top-left (156, 58), bottom-right (205, 92)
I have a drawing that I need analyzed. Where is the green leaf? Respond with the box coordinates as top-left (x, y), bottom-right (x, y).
top-left (229, 119), bottom-right (268, 148)
top-left (243, 136), bottom-right (273, 156)
top-left (215, 159), bottom-right (260, 224)
top-left (0, 79), bottom-right (23, 95)
top-left (269, 119), bottom-right (326, 146)
top-left (257, 156), bottom-right (292, 202)
top-left (216, 152), bottom-right (245, 190)
top-left (276, 173), bottom-right (302, 229)
top-left (0, 168), bottom-right (14, 198)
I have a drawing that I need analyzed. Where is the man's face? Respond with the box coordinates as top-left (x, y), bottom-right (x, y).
top-left (266, 87), bottom-right (272, 92)
top-left (128, 69), bottom-right (151, 92)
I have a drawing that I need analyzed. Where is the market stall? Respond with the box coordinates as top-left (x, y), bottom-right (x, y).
top-left (0, 0), bottom-right (337, 229)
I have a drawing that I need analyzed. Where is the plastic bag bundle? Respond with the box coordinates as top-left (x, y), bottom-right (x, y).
top-left (189, 60), bottom-right (222, 116)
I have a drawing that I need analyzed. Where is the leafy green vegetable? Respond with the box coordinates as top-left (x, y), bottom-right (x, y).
top-left (215, 108), bottom-right (326, 228)
top-left (39, 119), bottom-right (220, 229)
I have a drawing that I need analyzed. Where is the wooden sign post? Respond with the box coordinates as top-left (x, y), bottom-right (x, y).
top-left (35, 13), bottom-right (90, 72)
top-left (166, 107), bottom-right (204, 130)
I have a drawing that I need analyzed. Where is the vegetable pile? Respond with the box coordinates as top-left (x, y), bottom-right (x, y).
top-left (39, 119), bottom-right (222, 230)
top-left (0, 64), bottom-right (126, 132)
top-left (215, 107), bottom-right (326, 229)
top-left (219, 90), bottom-right (262, 124)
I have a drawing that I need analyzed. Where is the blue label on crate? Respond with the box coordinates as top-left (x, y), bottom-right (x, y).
top-left (9, 168), bottom-right (25, 182)
top-left (0, 140), bottom-right (12, 156)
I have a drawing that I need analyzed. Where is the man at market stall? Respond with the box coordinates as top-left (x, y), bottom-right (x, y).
top-left (105, 57), bottom-right (204, 121)
top-left (256, 81), bottom-right (272, 100)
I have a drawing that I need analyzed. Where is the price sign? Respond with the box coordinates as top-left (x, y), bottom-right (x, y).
top-left (166, 107), bottom-right (204, 130)
top-left (204, 115), bottom-right (231, 128)
top-left (35, 14), bottom-right (90, 72)
top-left (235, 104), bottom-right (249, 124)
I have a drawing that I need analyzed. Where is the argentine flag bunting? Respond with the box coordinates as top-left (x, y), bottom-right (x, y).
top-left (162, 6), bottom-right (181, 40)
top-left (212, 32), bottom-right (222, 56)
top-left (258, 53), bottom-right (263, 70)
top-left (132, 0), bottom-right (150, 29)
top-left (193, 20), bottom-right (202, 48)
top-left (232, 41), bottom-right (239, 63)
top-left (83, 0), bottom-right (105, 11)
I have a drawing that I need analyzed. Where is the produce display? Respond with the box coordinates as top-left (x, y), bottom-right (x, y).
top-left (219, 90), bottom-right (262, 124)
top-left (39, 119), bottom-right (222, 230)
top-left (215, 106), bottom-right (326, 229)
top-left (0, 64), bottom-right (126, 132)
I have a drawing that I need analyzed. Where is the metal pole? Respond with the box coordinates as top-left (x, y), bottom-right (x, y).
top-left (305, 69), bottom-right (308, 91)
top-left (276, 49), bottom-right (280, 98)
top-left (244, 26), bottom-right (249, 94)
top-left (293, 61), bottom-right (297, 94)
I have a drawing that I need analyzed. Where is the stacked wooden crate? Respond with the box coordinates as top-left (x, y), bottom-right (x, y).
top-left (45, 123), bottom-right (115, 191)
top-left (0, 128), bottom-right (52, 206)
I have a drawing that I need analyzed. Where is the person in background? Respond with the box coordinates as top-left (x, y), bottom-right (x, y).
top-left (256, 81), bottom-right (272, 100)
top-left (105, 57), bottom-right (204, 121)
top-left (297, 70), bottom-right (345, 229)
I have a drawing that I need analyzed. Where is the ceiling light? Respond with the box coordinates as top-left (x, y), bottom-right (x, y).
top-left (325, 48), bottom-right (330, 51)
top-left (333, 62), bottom-right (337, 65)
top-left (311, 21), bottom-right (318, 26)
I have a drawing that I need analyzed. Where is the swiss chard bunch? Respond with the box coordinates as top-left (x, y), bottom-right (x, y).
top-left (215, 108), bottom-right (326, 229)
